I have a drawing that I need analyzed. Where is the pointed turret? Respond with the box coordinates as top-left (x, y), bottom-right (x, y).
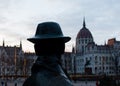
top-left (20, 40), bottom-right (22, 50)
top-left (3, 40), bottom-right (5, 47)
top-left (72, 45), bottom-right (75, 53)
top-left (83, 17), bottom-right (86, 27)
top-left (104, 40), bottom-right (107, 45)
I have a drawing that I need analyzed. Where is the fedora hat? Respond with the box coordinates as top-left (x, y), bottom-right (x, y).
top-left (27, 22), bottom-right (71, 43)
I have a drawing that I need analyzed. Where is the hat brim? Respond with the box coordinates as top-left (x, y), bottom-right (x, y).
top-left (27, 36), bottom-right (71, 43)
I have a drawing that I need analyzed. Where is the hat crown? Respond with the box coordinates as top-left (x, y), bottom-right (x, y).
top-left (35, 22), bottom-right (63, 37)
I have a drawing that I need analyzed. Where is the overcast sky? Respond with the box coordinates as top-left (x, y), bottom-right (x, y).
top-left (0, 0), bottom-right (120, 52)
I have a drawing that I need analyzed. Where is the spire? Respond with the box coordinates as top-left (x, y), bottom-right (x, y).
top-left (83, 17), bottom-right (86, 27)
top-left (72, 45), bottom-right (75, 53)
top-left (104, 40), bottom-right (107, 45)
top-left (3, 40), bottom-right (5, 47)
top-left (20, 40), bottom-right (22, 50)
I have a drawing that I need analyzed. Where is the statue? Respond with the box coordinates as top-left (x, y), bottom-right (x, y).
top-left (23, 22), bottom-right (73, 86)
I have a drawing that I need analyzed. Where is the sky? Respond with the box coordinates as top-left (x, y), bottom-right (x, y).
top-left (0, 0), bottom-right (120, 52)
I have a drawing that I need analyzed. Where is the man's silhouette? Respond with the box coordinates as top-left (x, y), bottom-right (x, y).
top-left (23, 22), bottom-right (73, 86)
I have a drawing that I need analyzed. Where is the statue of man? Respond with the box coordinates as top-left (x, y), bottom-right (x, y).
top-left (23, 22), bottom-right (73, 86)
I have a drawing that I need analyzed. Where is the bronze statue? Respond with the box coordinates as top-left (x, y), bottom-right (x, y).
top-left (23, 22), bottom-right (73, 86)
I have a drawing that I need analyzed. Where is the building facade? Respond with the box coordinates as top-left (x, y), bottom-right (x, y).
top-left (62, 19), bottom-right (120, 76)
top-left (0, 41), bottom-right (37, 77)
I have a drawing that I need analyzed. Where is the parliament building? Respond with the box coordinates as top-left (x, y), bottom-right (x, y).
top-left (61, 19), bottom-right (120, 76)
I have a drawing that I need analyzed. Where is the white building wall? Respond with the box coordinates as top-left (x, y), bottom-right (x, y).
top-left (76, 55), bottom-right (84, 74)
top-left (76, 38), bottom-right (93, 53)
top-left (75, 46), bottom-right (118, 76)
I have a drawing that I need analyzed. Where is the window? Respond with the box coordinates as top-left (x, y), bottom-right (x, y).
top-left (106, 66), bottom-right (108, 70)
top-left (82, 46), bottom-right (84, 52)
top-left (85, 39), bottom-right (87, 43)
top-left (79, 40), bottom-right (80, 44)
top-left (82, 39), bottom-right (84, 44)
top-left (95, 56), bottom-right (97, 61)
top-left (99, 57), bottom-right (101, 61)
top-left (106, 56), bottom-right (108, 61)
top-left (99, 67), bottom-right (101, 70)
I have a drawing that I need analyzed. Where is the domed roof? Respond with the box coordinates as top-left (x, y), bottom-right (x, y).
top-left (77, 19), bottom-right (93, 39)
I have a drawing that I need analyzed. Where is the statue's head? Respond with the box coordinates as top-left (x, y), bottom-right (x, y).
top-left (27, 22), bottom-right (71, 55)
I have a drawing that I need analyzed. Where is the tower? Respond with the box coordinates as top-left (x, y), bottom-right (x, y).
top-left (76, 18), bottom-right (94, 54)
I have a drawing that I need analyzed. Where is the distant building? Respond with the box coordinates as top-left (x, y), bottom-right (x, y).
top-left (0, 41), bottom-right (24, 76)
top-left (61, 52), bottom-right (75, 74)
top-left (62, 19), bottom-right (120, 76)
top-left (0, 40), bottom-right (37, 76)
top-left (24, 52), bottom-right (37, 75)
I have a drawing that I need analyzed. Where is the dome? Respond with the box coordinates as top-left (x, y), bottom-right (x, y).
top-left (76, 19), bottom-right (93, 39)
top-left (77, 27), bottom-right (93, 38)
